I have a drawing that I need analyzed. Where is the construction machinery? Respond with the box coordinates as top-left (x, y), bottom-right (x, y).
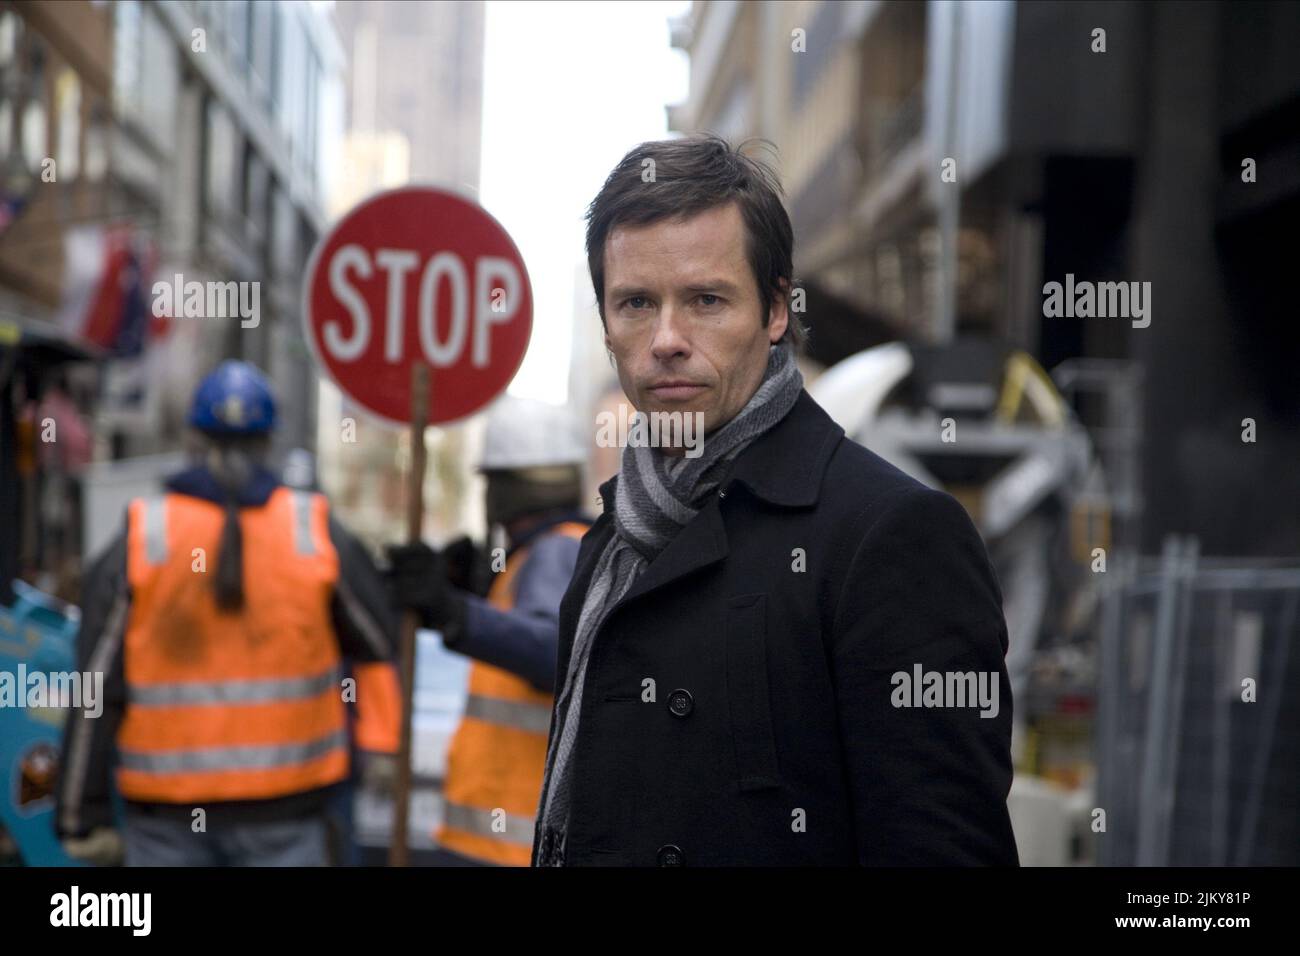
top-left (809, 338), bottom-right (1111, 792)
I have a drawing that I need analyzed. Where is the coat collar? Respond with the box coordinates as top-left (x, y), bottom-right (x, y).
top-left (583, 389), bottom-right (845, 623)
top-left (723, 389), bottom-right (845, 507)
top-left (595, 388), bottom-right (845, 515)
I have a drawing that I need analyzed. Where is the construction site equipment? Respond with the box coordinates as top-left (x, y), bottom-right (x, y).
top-left (809, 339), bottom-right (1106, 718)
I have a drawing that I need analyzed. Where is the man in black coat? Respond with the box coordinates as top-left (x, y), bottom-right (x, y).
top-left (533, 135), bottom-right (1018, 867)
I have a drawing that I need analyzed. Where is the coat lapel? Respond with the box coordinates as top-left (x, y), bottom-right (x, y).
top-left (611, 492), bottom-right (729, 612)
top-left (555, 508), bottom-right (613, 680)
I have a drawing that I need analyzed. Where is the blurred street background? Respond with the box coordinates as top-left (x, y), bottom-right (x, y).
top-left (1, 0), bottom-right (1297, 866)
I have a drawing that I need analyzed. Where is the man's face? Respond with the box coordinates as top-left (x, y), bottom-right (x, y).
top-left (602, 203), bottom-right (787, 448)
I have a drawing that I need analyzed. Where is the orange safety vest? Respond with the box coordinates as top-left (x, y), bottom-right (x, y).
top-left (116, 487), bottom-right (350, 804)
top-left (437, 521), bottom-right (588, 866)
top-left (352, 662), bottom-right (401, 754)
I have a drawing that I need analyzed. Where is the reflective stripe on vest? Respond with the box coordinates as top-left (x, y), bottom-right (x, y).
top-left (442, 801), bottom-right (536, 847)
top-left (143, 495), bottom-right (168, 565)
top-left (120, 728), bottom-right (348, 774)
top-left (463, 692), bottom-right (552, 735)
top-left (118, 487), bottom-right (347, 804)
top-left (290, 490), bottom-right (316, 555)
top-left (437, 520), bottom-right (588, 867)
top-left (128, 665), bottom-right (342, 708)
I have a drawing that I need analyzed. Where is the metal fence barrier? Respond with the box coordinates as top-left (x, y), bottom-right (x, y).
top-left (1096, 537), bottom-right (1299, 866)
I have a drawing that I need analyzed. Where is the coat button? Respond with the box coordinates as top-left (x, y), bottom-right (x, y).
top-left (657, 844), bottom-right (684, 867)
top-left (667, 688), bottom-right (694, 718)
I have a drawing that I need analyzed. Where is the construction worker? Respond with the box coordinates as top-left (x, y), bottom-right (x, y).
top-left (389, 396), bottom-right (590, 866)
top-left (54, 361), bottom-right (401, 866)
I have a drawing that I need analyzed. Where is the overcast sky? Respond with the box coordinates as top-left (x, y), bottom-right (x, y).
top-left (479, 0), bottom-right (691, 404)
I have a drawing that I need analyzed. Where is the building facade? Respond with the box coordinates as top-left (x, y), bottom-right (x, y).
top-left (668, 0), bottom-right (1300, 558)
top-left (0, 0), bottom-right (341, 457)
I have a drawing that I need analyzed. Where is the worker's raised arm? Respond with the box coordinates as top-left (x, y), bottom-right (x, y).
top-left (328, 514), bottom-right (399, 663)
top-left (55, 528), bottom-right (129, 840)
top-left (453, 532), bottom-right (583, 693)
top-left (828, 486), bottom-right (1019, 866)
top-left (327, 514), bottom-right (402, 755)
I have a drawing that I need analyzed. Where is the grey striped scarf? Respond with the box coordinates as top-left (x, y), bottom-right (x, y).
top-left (536, 342), bottom-right (803, 859)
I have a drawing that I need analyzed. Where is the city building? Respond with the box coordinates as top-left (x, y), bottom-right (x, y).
top-left (668, 0), bottom-right (1300, 558)
top-left (0, 0), bottom-right (342, 602)
top-left (1, 0), bottom-right (341, 456)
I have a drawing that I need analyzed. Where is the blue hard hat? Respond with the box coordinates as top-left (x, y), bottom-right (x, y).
top-left (187, 360), bottom-right (277, 435)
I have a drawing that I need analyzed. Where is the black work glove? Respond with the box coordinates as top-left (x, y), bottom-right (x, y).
top-left (443, 535), bottom-right (493, 598)
top-left (385, 542), bottom-right (468, 643)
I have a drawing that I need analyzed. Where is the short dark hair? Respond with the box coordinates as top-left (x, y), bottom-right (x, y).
top-left (585, 134), bottom-right (807, 352)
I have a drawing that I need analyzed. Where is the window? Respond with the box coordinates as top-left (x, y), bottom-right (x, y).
top-left (21, 96), bottom-right (46, 174)
top-left (21, 42), bottom-right (46, 174)
top-left (304, 47), bottom-right (319, 184)
top-left (227, 0), bottom-right (249, 70)
top-left (55, 67), bottom-right (80, 181)
top-left (204, 98), bottom-right (238, 219)
top-left (113, 0), bottom-right (141, 116)
top-left (250, 0), bottom-right (274, 104)
top-left (113, 0), bottom-right (177, 150)
top-left (269, 1), bottom-right (282, 109)
top-left (0, 99), bottom-right (11, 159)
top-left (0, 8), bottom-right (20, 69)
top-left (792, 0), bottom-right (843, 110)
top-left (84, 103), bottom-right (108, 181)
top-left (244, 147), bottom-right (270, 250)
top-left (138, 9), bottom-right (178, 142)
top-left (278, 6), bottom-right (301, 142)
top-left (270, 184), bottom-right (296, 278)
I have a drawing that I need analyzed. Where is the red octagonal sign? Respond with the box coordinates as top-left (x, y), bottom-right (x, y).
top-left (303, 186), bottom-right (533, 426)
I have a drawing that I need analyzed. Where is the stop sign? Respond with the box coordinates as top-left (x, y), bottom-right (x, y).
top-left (302, 186), bottom-right (533, 426)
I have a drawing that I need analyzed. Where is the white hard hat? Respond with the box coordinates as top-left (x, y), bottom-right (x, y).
top-left (479, 395), bottom-right (587, 471)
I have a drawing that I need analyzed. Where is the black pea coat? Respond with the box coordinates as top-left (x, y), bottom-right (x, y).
top-left (532, 390), bottom-right (1019, 866)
